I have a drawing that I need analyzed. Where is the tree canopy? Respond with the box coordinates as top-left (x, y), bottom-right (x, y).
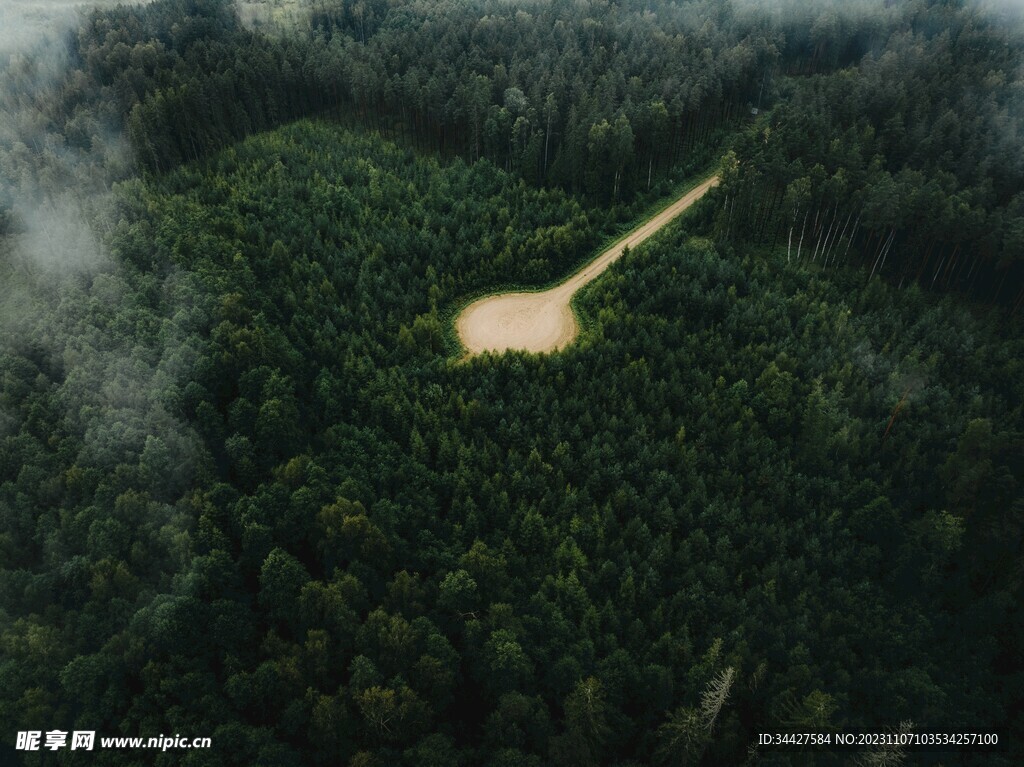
top-left (1, 0), bottom-right (1022, 765)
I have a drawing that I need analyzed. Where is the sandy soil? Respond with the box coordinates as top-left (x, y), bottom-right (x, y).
top-left (456, 175), bottom-right (719, 355)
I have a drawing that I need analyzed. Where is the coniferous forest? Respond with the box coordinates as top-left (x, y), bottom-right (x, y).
top-left (1, 1), bottom-right (1022, 766)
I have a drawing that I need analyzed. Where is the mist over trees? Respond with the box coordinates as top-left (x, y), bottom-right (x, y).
top-left (5, 0), bottom-right (1021, 302)
top-left (4, 116), bottom-right (1020, 766)
top-left (712, 0), bottom-right (1024, 306)
top-left (0, 0), bottom-right (1022, 765)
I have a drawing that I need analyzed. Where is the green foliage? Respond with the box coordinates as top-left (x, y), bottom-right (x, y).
top-left (1, 1), bottom-right (1023, 765)
top-left (711, 1), bottom-right (1024, 303)
top-left (2, 118), bottom-right (1021, 765)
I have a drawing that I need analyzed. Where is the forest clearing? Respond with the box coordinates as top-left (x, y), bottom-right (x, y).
top-left (2, 0), bottom-right (1022, 763)
top-left (456, 175), bottom-right (720, 354)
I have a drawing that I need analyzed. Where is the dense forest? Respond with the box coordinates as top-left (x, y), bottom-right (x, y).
top-left (1, 0), bottom-right (1022, 765)
top-left (713, 1), bottom-right (1024, 307)
top-left (2, 0), bottom-right (1021, 300)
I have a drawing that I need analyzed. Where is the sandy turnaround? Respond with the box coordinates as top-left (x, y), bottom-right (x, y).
top-left (456, 175), bottom-right (719, 355)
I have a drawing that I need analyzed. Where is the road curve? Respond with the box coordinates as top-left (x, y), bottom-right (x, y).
top-left (456, 174), bottom-right (719, 355)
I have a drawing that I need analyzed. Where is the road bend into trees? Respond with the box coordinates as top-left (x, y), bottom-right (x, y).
top-left (457, 175), bottom-right (720, 355)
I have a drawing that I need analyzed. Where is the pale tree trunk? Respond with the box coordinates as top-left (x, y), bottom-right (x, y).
top-left (826, 209), bottom-right (853, 267)
top-left (544, 110), bottom-right (551, 171)
top-left (870, 228), bottom-right (895, 280)
top-left (843, 212), bottom-right (862, 264)
top-left (814, 204), bottom-right (838, 263)
top-left (796, 209), bottom-right (808, 261)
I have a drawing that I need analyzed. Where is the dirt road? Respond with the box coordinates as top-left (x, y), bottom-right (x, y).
top-left (456, 175), bottom-right (719, 355)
